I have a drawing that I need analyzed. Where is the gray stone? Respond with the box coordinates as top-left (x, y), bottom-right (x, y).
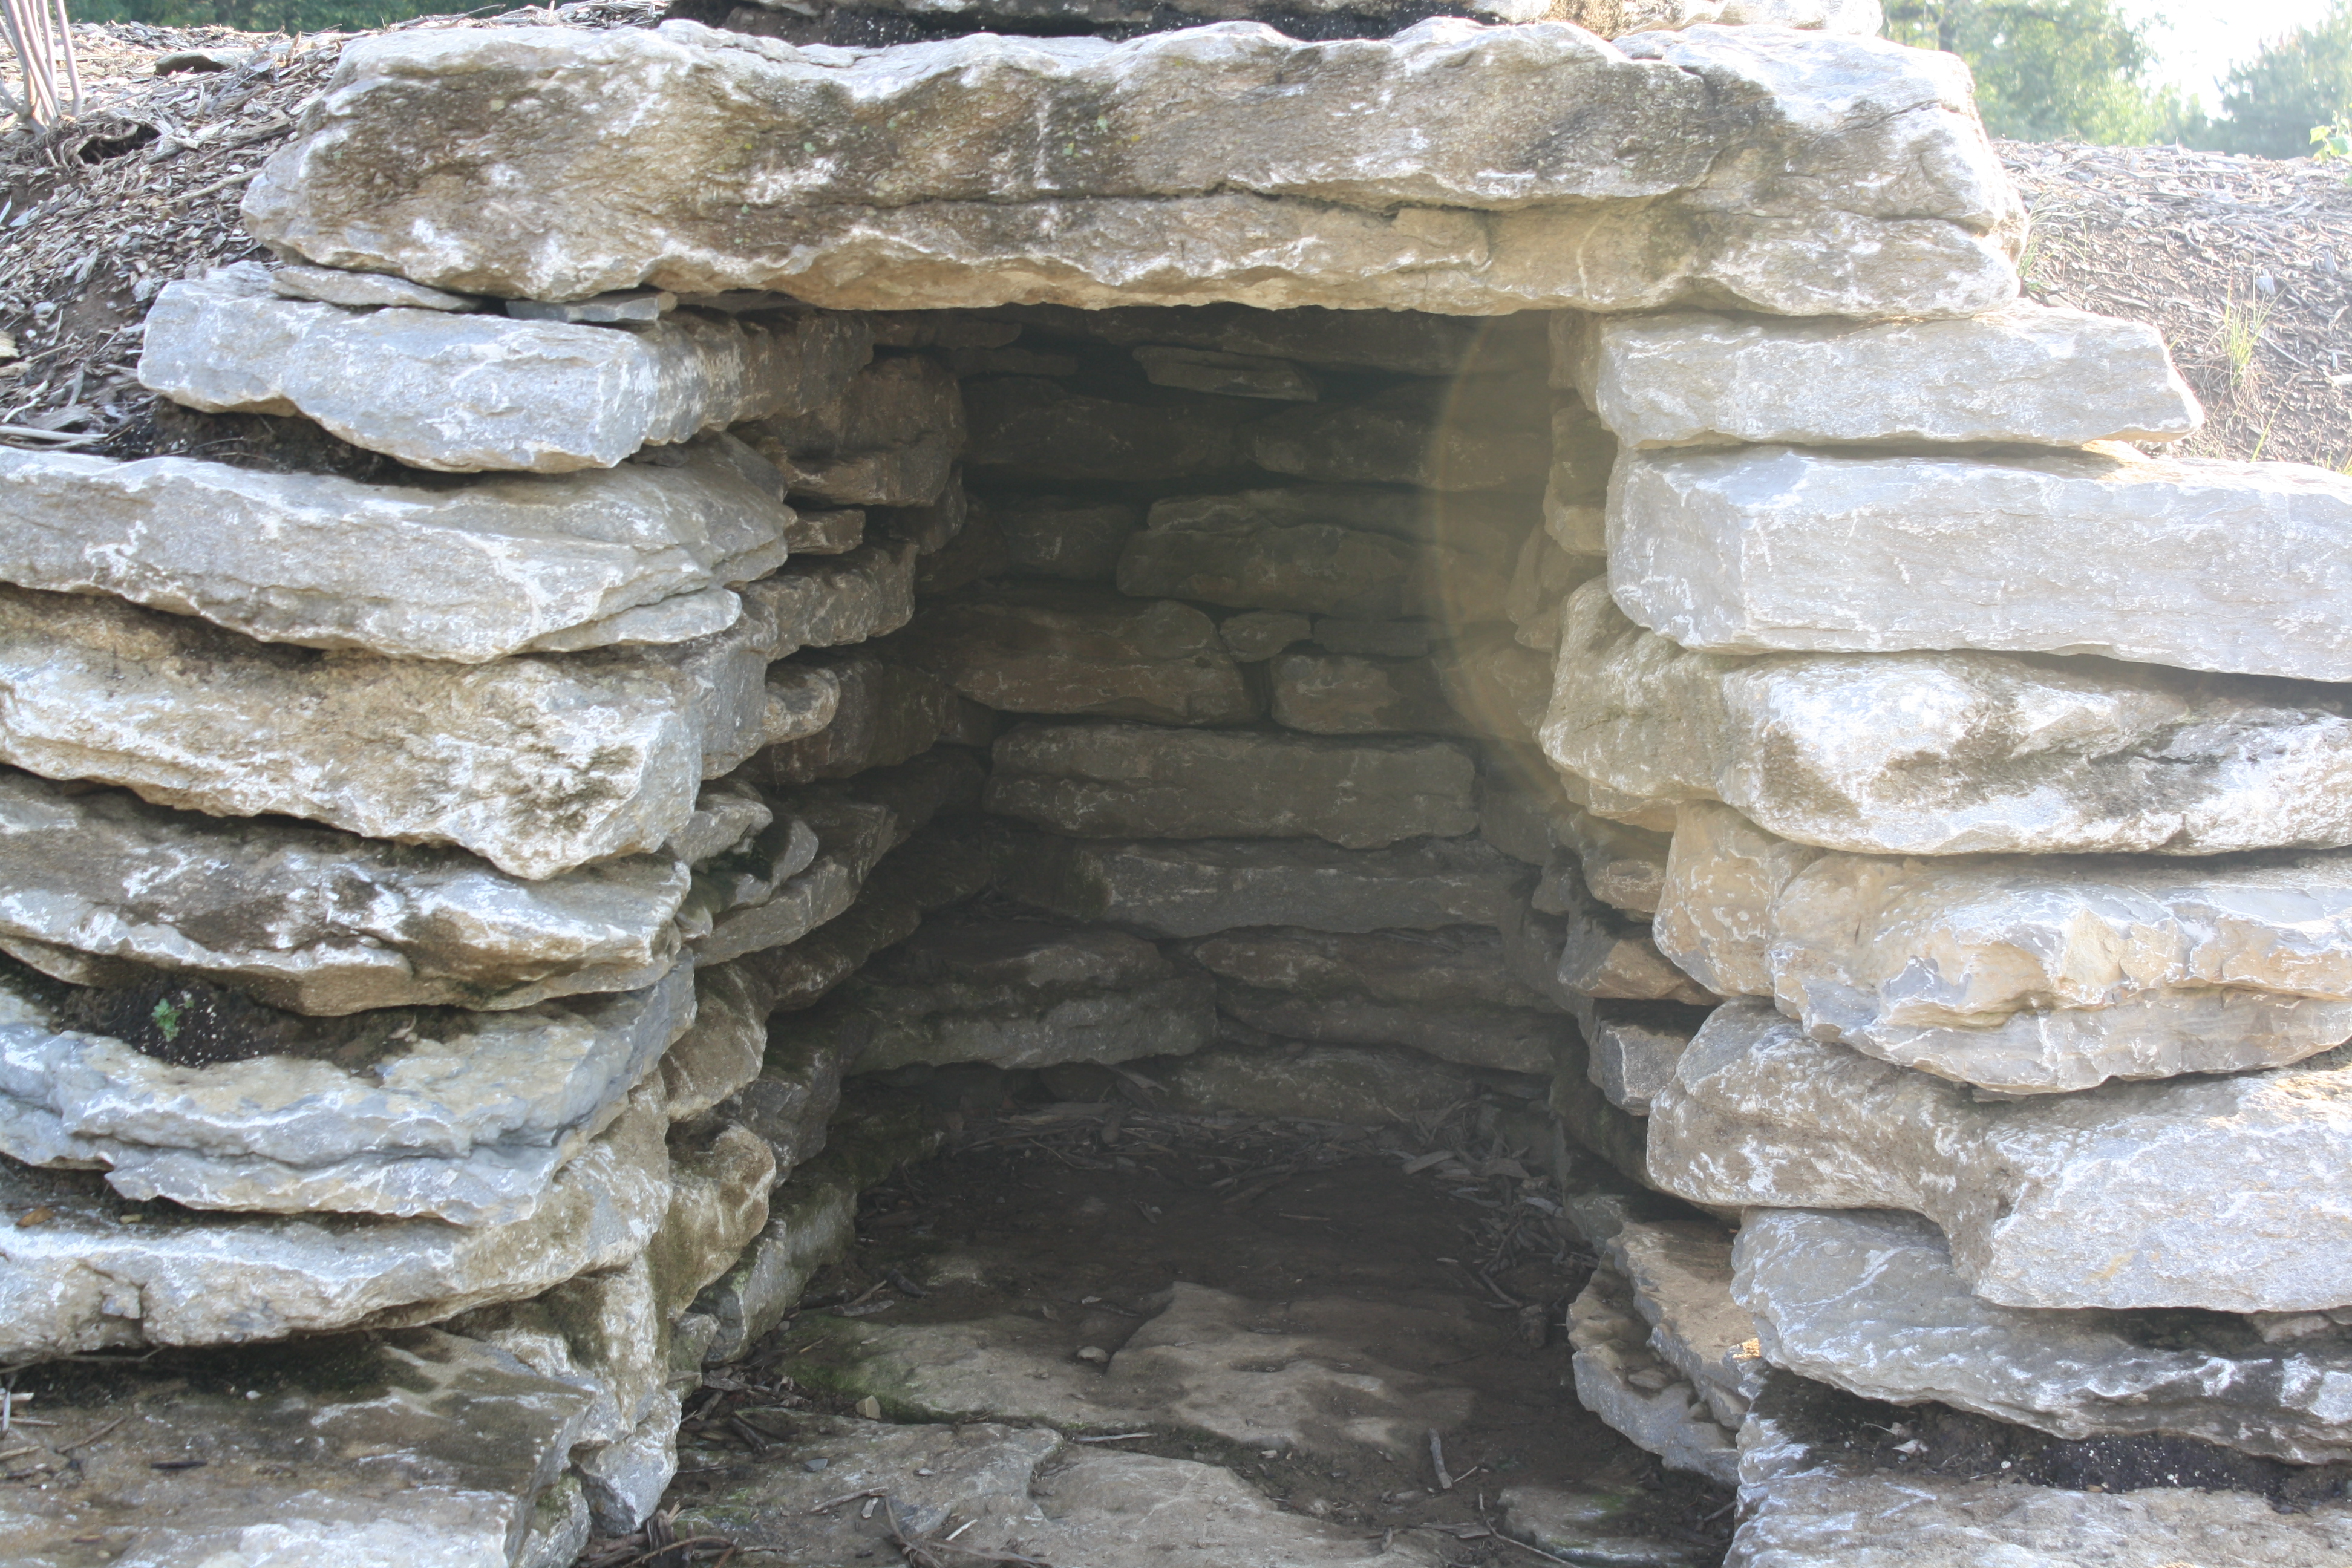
top-left (1604, 1219), bottom-right (1760, 1429)
top-left (1313, 617), bottom-right (1440, 658)
top-left (1570, 301), bottom-right (2200, 450)
top-left (987, 721), bottom-right (1478, 847)
top-left (272, 260), bottom-right (479, 309)
top-left (749, 536), bottom-right (920, 658)
top-left (984, 495), bottom-right (1142, 581)
top-left (1431, 627), bottom-right (1553, 742)
top-left (911, 584), bottom-right (1257, 725)
top-left (1555, 805), bottom-right (1673, 917)
top-left (0, 1328), bottom-right (596, 1568)
top-left (246, 21), bottom-right (2017, 321)
top-left (964, 377), bottom-right (1247, 482)
top-left (754, 826), bottom-right (996, 1014)
top-left (1614, 445), bottom-right (2352, 682)
top-left (1541, 864), bottom-right (1718, 1005)
top-left (1737, 1207), bottom-right (2352, 1465)
top-left (1653, 800), bottom-right (1824, 998)
top-left (995, 830), bottom-right (1533, 938)
top-left (1190, 927), bottom-right (1564, 1074)
top-left (1002, 300), bottom-right (1544, 377)
top-left (0, 1081), bottom-right (675, 1358)
top-left (1218, 609), bottom-right (1313, 661)
top-left (1506, 526), bottom-right (1601, 652)
top-left (1033, 1450), bottom-right (1447, 1567)
top-left (742, 353), bottom-right (962, 506)
top-left (140, 264), bottom-right (872, 472)
top-left (0, 441), bottom-right (792, 662)
top-left (1244, 377), bottom-right (1550, 491)
top-left (1647, 1001), bottom-right (2352, 1312)
top-left (0, 767), bottom-right (687, 1015)
top-left (1542, 578), bottom-right (2352, 857)
top-left (1269, 650), bottom-right (1466, 735)
top-left (508, 288), bottom-right (674, 324)
top-left (753, 648), bottom-right (995, 785)
top-left (694, 1166), bottom-right (858, 1364)
top-left (1156, 1038), bottom-right (1487, 1122)
top-left (1568, 1264), bottom-right (1740, 1484)
top-left (1134, 344), bottom-right (1318, 400)
top-left (1584, 1002), bottom-right (1706, 1116)
top-left (659, 962), bottom-right (776, 1123)
top-left (1498, 1486), bottom-right (1702, 1568)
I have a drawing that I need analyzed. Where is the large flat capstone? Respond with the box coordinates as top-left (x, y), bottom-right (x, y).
top-left (243, 20), bottom-right (2017, 319)
top-left (1647, 1001), bottom-right (2352, 1312)
top-left (1610, 446), bottom-right (2352, 681)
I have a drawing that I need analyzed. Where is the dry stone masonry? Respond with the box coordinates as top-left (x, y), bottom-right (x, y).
top-left (1, 2), bottom-right (2347, 1563)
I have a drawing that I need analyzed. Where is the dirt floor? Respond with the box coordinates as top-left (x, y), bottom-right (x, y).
top-left (604, 1097), bottom-right (1735, 1567)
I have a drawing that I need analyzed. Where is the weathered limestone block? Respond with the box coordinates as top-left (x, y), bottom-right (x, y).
top-left (1432, 627), bottom-right (1553, 741)
top-left (1550, 1025), bottom-right (1655, 1191)
top-left (987, 721), bottom-right (1478, 847)
top-left (1653, 800), bottom-right (1823, 996)
top-left (754, 648), bottom-right (994, 785)
top-left (1002, 300), bottom-right (1544, 377)
top-left (1569, 302), bottom-right (2199, 449)
top-left (1615, 446), bottom-right (2352, 682)
top-left (1583, 1001), bottom-right (1707, 1116)
top-left (995, 830), bottom-right (1532, 938)
top-left (1737, 1207), bottom-right (2352, 1465)
top-left (140, 264), bottom-right (873, 472)
top-left (1135, 343), bottom-right (1318, 400)
top-left (0, 441), bottom-right (791, 663)
top-left (910, 584), bottom-right (1257, 725)
top-left (1151, 1036), bottom-right (1489, 1123)
top-left (1506, 526), bottom-right (1600, 650)
top-left (1269, 650), bottom-right (1466, 735)
top-left (742, 353), bottom-right (962, 506)
top-left (1315, 618), bottom-right (1441, 658)
top-left (753, 826), bottom-right (995, 1014)
top-left (1543, 580), bottom-right (2352, 856)
top-left (273, 260), bottom-right (478, 308)
top-left (984, 495), bottom-right (1142, 580)
top-left (1730, 1373), bottom-right (2352, 1568)
top-left (0, 1328), bottom-right (596, 1568)
top-left (1568, 1263), bottom-right (1740, 1483)
top-left (1538, 803), bottom-right (1673, 916)
top-left (1541, 863), bottom-right (1717, 1004)
top-left (1648, 1000), bottom-right (2352, 1312)
top-left (0, 1082), bottom-right (673, 1359)
top-left (1218, 610), bottom-right (1312, 661)
top-left (1606, 1219), bottom-right (1760, 1428)
top-left (1243, 379), bottom-right (1550, 491)
top-left (0, 768), bottom-right (685, 1015)
top-left (964, 377), bottom-right (1248, 481)
top-left (807, 913), bottom-right (1215, 1072)
top-left (0, 961), bottom-right (692, 1223)
top-left (1190, 927), bottom-right (1563, 1073)
top-left (694, 1166), bottom-right (857, 1364)
top-left (246, 21), bottom-right (2016, 319)
top-left (748, 535), bottom-right (920, 657)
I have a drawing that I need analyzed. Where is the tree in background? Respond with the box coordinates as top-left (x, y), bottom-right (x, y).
top-left (2187, 0), bottom-right (2352, 157)
top-left (1884, 0), bottom-right (2190, 145)
top-left (64, 0), bottom-right (433, 30)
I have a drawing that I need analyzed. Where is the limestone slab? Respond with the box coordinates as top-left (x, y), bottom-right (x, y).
top-left (1647, 1000), bottom-right (2352, 1312)
top-left (0, 441), bottom-right (792, 662)
top-left (273, 260), bottom-right (479, 309)
top-left (1615, 446), bottom-right (2352, 681)
top-left (1653, 800), bottom-right (1823, 998)
top-left (746, 535), bottom-right (920, 657)
top-left (743, 353), bottom-right (962, 507)
top-left (1134, 344), bottom-right (1317, 400)
top-left (1243, 379), bottom-right (1550, 492)
top-left (1572, 302), bottom-right (2199, 449)
top-left (995, 831), bottom-right (1531, 938)
top-left (1543, 578), bottom-right (2352, 857)
top-left (0, 768), bottom-right (686, 1015)
top-left (754, 648), bottom-right (995, 785)
top-left (1583, 1001), bottom-right (1707, 1116)
top-left (985, 496), bottom-right (1141, 581)
top-left (1568, 1264), bottom-right (1740, 1484)
top-left (1605, 1219), bottom-right (1760, 1429)
top-left (1541, 863), bottom-right (1718, 1005)
top-left (1269, 650), bottom-right (1465, 736)
top-left (1737, 1207), bottom-right (2352, 1465)
top-left (752, 827), bottom-right (996, 1015)
top-left (912, 585), bottom-right (1256, 725)
top-left (964, 377), bottom-right (1247, 482)
top-left (140, 263), bottom-right (872, 472)
top-left (245, 21), bottom-right (2016, 320)
top-left (987, 721), bottom-right (1477, 848)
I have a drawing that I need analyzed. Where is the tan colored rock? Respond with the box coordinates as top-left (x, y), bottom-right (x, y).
top-left (987, 720), bottom-right (1478, 848)
top-left (1605, 1219), bottom-right (1760, 1429)
top-left (1653, 800), bottom-right (1823, 996)
top-left (910, 584), bottom-right (1257, 725)
top-left (246, 21), bottom-right (2016, 319)
top-left (1134, 344), bottom-right (1318, 400)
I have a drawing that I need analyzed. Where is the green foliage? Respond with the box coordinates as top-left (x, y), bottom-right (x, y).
top-left (66, 0), bottom-right (445, 32)
top-left (2187, 1), bottom-right (2352, 158)
top-left (149, 996), bottom-right (183, 1043)
top-left (1884, 0), bottom-right (2189, 145)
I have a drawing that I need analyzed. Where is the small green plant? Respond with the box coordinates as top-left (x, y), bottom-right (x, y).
top-left (2314, 122), bottom-right (2352, 166)
top-left (2220, 285), bottom-right (2275, 388)
top-left (151, 996), bottom-right (184, 1043)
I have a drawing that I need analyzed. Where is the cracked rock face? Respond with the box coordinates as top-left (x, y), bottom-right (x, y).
top-left (1542, 580), bottom-right (2352, 857)
top-left (244, 20), bottom-right (2015, 318)
top-left (1736, 1208), bottom-right (2352, 1465)
top-left (1647, 1001), bottom-right (2352, 1312)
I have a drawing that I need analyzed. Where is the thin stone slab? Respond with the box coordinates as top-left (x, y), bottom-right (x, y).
top-left (1540, 863), bottom-right (1717, 1005)
top-left (743, 353), bottom-right (962, 507)
top-left (140, 263), bottom-right (872, 472)
top-left (1737, 1207), bottom-right (2352, 1465)
top-left (1134, 344), bottom-right (1318, 400)
top-left (1584, 1001), bottom-right (1707, 1116)
top-left (1652, 800), bottom-right (1823, 998)
top-left (1605, 1220), bottom-right (1760, 1429)
top-left (0, 440), bottom-right (793, 662)
top-left (1542, 578), bottom-right (2352, 857)
top-left (987, 721), bottom-right (1477, 848)
top-left (1613, 446), bottom-right (2352, 681)
top-left (963, 378), bottom-right (1248, 483)
top-left (244, 21), bottom-right (2016, 319)
top-left (910, 584), bottom-right (1256, 725)
top-left (995, 831), bottom-right (1532, 938)
top-left (272, 260), bottom-right (479, 309)
top-left (1647, 1000), bottom-right (2352, 1312)
top-left (1269, 650), bottom-right (1466, 736)
top-left (750, 535), bottom-right (919, 659)
top-left (0, 1081), bottom-right (673, 1359)
top-left (0, 959), bottom-right (691, 1223)
top-left (1243, 378), bottom-right (1550, 492)
top-left (1568, 1264), bottom-right (1740, 1484)
top-left (1568, 302), bottom-right (2200, 449)
top-left (753, 827), bottom-right (996, 1015)
top-left (0, 767), bottom-right (687, 1015)
top-left (754, 648), bottom-right (993, 786)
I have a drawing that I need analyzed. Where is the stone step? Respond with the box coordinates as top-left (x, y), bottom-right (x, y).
top-left (1543, 578), bottom-right (2352, 857)
top-left (243, 19), bottom-right (2014, 318)
top-left (1647, 1000), bottom-right (2352, 1313)
top-left (139, 262), bottom-right (872, 472)
top-left (1612, 445), bottom-right (2352, 681)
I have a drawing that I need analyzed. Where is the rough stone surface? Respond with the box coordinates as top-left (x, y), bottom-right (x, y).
top-left (1613, 446), bottom-right (2352, 682)
top-left (987, 721), bottom-right (1477, 848)
top-left (1269, 650), bottom-right (1466, 736)
top-left (1653, 800), bottom-right (1823, 998)
top-left (0, 1082), bottom-right (673, 1358)
top-left (246, 21), bottom-right (2017, 320)
top-left (1155, 1038), bottom-right (1488, 1122)
top-left (744, 353), bottom-right (962, 506)
top-left (1737, 1207), bottom-right (2352, 1465)
top-left (1243, 378), bottom-right (1550, 492)
top-left (996, 831), bottom-right (1532, 937)
top-left (1542, 578), bottom-right (2352, 856)
top-left (1002, 300), bottom-right (1544, 377)
top-left (1134, 343), bottom-right (1318, 400)
top-left (0, 768), bottom-right (687, 1014)
top-left (1569, 1264), bottom-right (1740, 1484)
top-left (1647, 1001), bottom-right (2352, 1312)
top-left (140, 264), bottom-right (872, 472)
top-left (748, 535), bottom-right (920, 655)
top-left (1218, 609), bottom-right (1313, 661)
top-left (694, 1167), bottom-right (857, 1364)
top-left (984, 495), bottom-right (1141, 581)
top-left (753, 649), bottom-right (993, 785)
top-left (1541, 863), bottom-right (1718, 1005)
top-left (912, 584), bottom-right (1256, 724)
top-left (755, 826), bottom-right (996, 1014)
top-left (272, 260), bottom-right (479, 309)
top-left (1584, 1001), bottom-right (1707, 1116)
top-left (964, 378), bottom-right (1247, 482)
top-left (1570, 302), bottom-right (2200, 449)
top-left (0, 442), bottom-right (793, 663)
top-left (1605, 1219), bottom-right (1760, 1428)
